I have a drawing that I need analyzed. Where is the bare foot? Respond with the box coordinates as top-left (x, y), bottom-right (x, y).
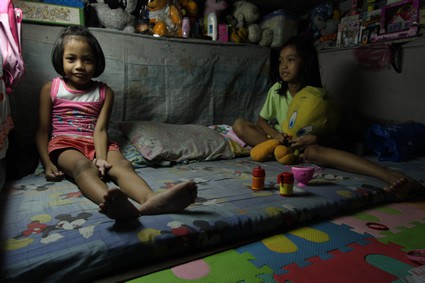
top-left (99, 188), bottom-right (140, 220)
top-left (384, 172), bottom-right (424, 200)
top-left (139, 181), bottom-right (198, 215)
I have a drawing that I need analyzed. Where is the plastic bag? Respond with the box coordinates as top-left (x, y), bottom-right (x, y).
top-left (366, 122), bottom-right (425, 162)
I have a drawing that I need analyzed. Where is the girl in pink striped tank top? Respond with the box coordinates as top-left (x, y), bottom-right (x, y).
top-left (36, 25), bottom-right (197, 221)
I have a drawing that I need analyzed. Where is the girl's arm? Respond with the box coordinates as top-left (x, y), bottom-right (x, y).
top-left (35, 82), bottom-right (64, 181)
top-left (256, 116), bottom-right (288, 143)
top-left (93, 86), bottom-right (114, 176)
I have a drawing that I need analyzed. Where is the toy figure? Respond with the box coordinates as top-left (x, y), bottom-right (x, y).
top-left (147, 0), bottom-right (183, 37)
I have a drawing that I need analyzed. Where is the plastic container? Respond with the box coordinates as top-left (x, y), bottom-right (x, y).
top-left (182, 17), bottom-right (190, 38)
top-left (218, 23), bottom-right (228, 42)
top-left (252, 166), bottom-right (265, 190)
top-left (260, 9), bottom-right (298, 48)
top-left (207, 12), bottom-right (217, 41)
top-left (279, 172), bottom-right (294, 196)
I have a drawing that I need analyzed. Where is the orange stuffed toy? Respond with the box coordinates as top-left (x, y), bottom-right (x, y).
top-left (178, 0), bottom-right (198, 18)
top-left (147, 0), bottom-right (183, 37)
top-left (250, 86), bottom-right (340, 164)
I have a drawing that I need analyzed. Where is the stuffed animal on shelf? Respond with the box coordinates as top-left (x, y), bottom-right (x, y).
top-left (90, 0), bottom-right (139, 32)
top-left (318, 11), bottom-right (341, 49)
top-left (229, 0), bottom-right (261, 44)
top-left (257, 9), bottom-right (298, 48)
top-left (178, 0), bottom-right (198, 18)
top-left (309, 2), bottom-right (334, 40)
top-left (147, 0), bottom-right (183, 37)
top-left (305, 2), bottom-right (341, 48)
top-left (250, 87), bottom-right (341, 164)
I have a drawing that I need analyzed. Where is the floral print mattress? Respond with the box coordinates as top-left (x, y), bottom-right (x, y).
top-left (1, 156), bottom-right (424, 282)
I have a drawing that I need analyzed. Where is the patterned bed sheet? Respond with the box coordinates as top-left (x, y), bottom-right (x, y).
top-left (1, 156), bottom-right (424, 282)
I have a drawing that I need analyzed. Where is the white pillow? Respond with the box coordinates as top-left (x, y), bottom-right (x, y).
top-left (119, 121), bottom-right (235, 162)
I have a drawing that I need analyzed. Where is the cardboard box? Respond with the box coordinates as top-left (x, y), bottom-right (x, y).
top-left (14, 0), bottom-right (85, 26)
top-left (336, 14), bottom-right (361, 47)
top-left (377, 0), bottom-right (419, 41)
top-left (337, 10), bottom-right (382, 47)
top-left (359, 9), bottom-right (382, 44)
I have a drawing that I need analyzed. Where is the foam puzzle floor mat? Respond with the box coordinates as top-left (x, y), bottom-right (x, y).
top-left (126, 200), bottom-right (425, 283)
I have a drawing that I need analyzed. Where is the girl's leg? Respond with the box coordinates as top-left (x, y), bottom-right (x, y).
top-left (303, 145), bottom-right (424, 199)
top-left (57, 149), bottom-right (109, 204)
top-left (104, 150), bottom-right (198, 217)
top-left (303, 145), bottom-right (391, 181)
top-left (232, 118), bottom-right (268, 147)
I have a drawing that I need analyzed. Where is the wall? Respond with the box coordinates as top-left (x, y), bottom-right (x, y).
top-left (318, 37), bottom-right (425, 139)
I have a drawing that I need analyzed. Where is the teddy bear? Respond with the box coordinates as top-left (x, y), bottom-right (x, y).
top-left (89, 0), bottom-right (139, 33)
top-left (229, 0), bottom-right (261, 44)
top-left (229, 2), bottom-right (298, 47)
top-left (250, 87), bottom-right (341, 164)
top-left (147, 0), bottom-right (183, 37)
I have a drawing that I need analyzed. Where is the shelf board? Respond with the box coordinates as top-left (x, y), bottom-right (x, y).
top-left (227, 0), bottom-right (335, 15)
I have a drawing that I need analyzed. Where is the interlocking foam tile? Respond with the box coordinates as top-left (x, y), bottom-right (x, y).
top-left (127, 250), bottom-right (272, 283)
top-left (236, 221), bottom-right (371, 274)
top-left (331, 202), bottom-right (425, 237)
top-left (256, 273), bottom-right (279, 283)
top-left (277, 238), bottom-right (418, 283)
top-left (379, 221), bottom-right (425, 251)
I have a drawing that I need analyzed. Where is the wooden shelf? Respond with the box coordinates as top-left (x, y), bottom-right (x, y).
top-left (318, 34), bottom-right (425, 53)
top-left (227, 0), bottom-right (339, 15)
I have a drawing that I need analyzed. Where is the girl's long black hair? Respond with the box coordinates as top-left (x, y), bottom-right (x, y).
top-left (271, 37), bottom-right (322, 97)
top-left (51, 25), bottom-right (105, 78)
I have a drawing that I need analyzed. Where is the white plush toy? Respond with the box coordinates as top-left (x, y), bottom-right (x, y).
top-left (231, 1), bottom-right (298, 48)
top-left (90, 0), bottom-right (138, 33)
top-left (231, 0), bottom-right (261, 43)
top-left (258, 10), bottom-right (298, 48)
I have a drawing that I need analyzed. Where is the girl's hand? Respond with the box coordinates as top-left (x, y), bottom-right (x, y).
top-left (271, 132), bottom-right (290, 144)
top-left (93, 158), bottom-right (112, 177)
top-left (290, 135), bottom-right (318, 148)
top-left (44, 164), bottom-right (64, 181)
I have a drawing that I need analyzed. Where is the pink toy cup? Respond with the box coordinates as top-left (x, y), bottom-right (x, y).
top-left (291, 166), bottom-right (321, 187)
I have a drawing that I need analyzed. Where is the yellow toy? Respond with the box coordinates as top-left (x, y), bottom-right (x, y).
top-left (178, 0), bottom-right (198, 18)
top-left (230, 26), bottom-right (248, 43)
top-left (250, 86), bottom-right (340, 164)
top-left (147, 0), bottom-right (183, 37)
